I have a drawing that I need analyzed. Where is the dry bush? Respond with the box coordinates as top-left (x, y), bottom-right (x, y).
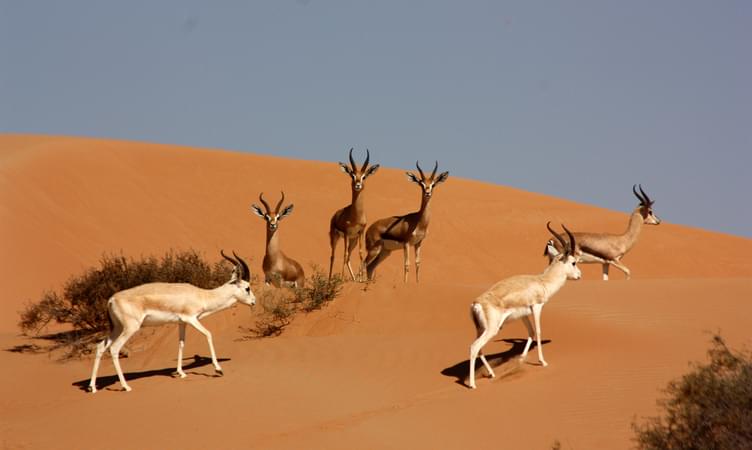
top-left (633, 334), bottom-right (752, 449)
top-left (242, 266), bottom-right (345, 338)
top-left (242, 286), bottom-right (296, 338)
top-left (294, 266), bottom-right (344, 312)
top-left (18, 249), bottom-right (233, 357)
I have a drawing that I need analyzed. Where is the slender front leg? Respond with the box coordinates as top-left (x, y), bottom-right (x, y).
top-left (186, 317), bottom-right (222, 374)
top-left (531, 304), bottom-right (547, 367)
top-left (357, 230), bottom-right (366, 282)
top-left (176, 322), bottom-right (187, 378)
top-left (610, 259), bottom-right (631, 280)
top-left (602, 263), bottom-right (610, 281)
top-left (403, 243), bottom-right (410, 283)
top-left (414, 242), bottom-right (422, 283)
top-left (520, 315), bottom-right (535, 363)
top-left (328, 230), bottom-right (339, 280)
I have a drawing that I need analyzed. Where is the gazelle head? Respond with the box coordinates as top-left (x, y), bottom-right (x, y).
top-left (220, 250), bottom-right (256, 307)
top-left (251, 191), bottom-right (294, 232)
top-left (406, 161), bottom-right (449, 200)
top-left (633, 184), bottom-right (661, 225)
top-left (339, 148), bottom-right (380, 192)
top-left (547, 222), bottom-right (582, 280)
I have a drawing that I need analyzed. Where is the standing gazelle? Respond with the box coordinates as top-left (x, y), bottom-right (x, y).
top-left (468, 224), bottom-right (581, 389)
top-left (364, 161), bottom-right (449, 282)
top-left (251, 191), bottom-right (305, 287)
top-left (544, 184), bottom-right (661, 280)
top-left (88, 251), bottom-right (255, 393)
top-left (328, 148), bottom-right (380, 281)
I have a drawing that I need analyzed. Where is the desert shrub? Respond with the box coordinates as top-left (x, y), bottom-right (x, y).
top-left (18, 249), bottom-right (233, 356)
top-left (633, 334), bottom-right (752, 450)
top-left (294, 266), bottom-right (344, 312)
top-left (243, 287), bottom-right (296, 337)
top-left (241, 266), bottom-right (345, 337)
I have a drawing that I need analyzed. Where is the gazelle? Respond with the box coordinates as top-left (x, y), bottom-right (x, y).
top-left (468, 223), bottom-right (581, 389)
top-left (364, 161), bottom-right (449, 282)
top-left (88, 251), bottom-right (256, 393)
top-left (544, 184), bottom-right (661, 280)
top-left (251, 191), bottom-right (305, 287)
top-left (328, 148), bottom-right (380, 281)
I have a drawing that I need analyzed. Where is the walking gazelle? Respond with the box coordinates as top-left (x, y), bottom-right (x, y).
top-left (468, 223), bottom-right (581, 389)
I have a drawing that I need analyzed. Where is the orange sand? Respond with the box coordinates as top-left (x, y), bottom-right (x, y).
top-left (1, 135), bottom-right (750, 449)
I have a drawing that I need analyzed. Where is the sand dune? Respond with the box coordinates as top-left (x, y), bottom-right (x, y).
top-left (1, 135), bottom-right (750, 449)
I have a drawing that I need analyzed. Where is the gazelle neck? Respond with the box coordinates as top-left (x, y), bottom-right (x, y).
top-left (540, 262), bottom-right (569, 299)
top-left (619, 209), bottom-right (643, 252)
top-left (266, 228), bottom-right (281, 256)
top-left (351, 186), bottom-right (365, 211)
top-left (202, 284), bottom-right (239, 316)
top-left (416, 194), bottom-right (433, 227)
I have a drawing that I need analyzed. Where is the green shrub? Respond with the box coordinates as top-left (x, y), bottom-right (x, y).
top-left (633, 334), bottom-right (752, 449)
top-left (18, 249), bottom-right (233, 356)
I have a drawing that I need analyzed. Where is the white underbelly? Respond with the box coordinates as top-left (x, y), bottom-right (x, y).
top-left (141, 311), bottom-right (181, 326)
top-left (578, 252), bottom-right (607, 264)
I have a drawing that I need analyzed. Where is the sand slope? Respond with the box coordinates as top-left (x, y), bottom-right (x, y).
top-left (1, 135), bottom-right (751, 449)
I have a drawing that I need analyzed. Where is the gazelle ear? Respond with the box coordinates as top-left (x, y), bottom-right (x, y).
top-left (339, 162), bottom-right (353, 175)
top-left (434, 171), bottom-right (449, 185)
top-left (406, 172), bottom-right (421, 184)
top-left (251, 204), bottom-right (266, 218)
top-left (364, 164), bottom-right (380, 178)
top-left (279, 204), bottom-right (294, 219)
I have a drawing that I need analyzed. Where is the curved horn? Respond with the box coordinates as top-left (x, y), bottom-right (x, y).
top-left (430, 160), bottom-right (438, 180)
top-left (547, 221), bottom-right (568, 251)
top-left (416, 161), bottom-right (425, 180)
top-left (275, 191), bottom-right (285, 214)
top-left (220, 249), bottom-right (238, 266)
top-left (232, 251), bottom-right (251, 282)
top-left (362, 148), bottom-right (370, 171)
top-left (562, 224), bottom-right (576, 256)
top-left (639, 184), bottom-right (653, 205)
top-left (259, 192), bottom-right (272, 213)
top-left (348, 147), bottom-right (356, 171)
top-left (633, 184), bottom-right (646, 205)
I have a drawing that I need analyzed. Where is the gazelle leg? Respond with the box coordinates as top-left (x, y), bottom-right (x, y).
top-left (328, 230), bottom-right (340, 280)
top-left (520, 315), bottom-right (535, 363)
top-left (176, 322), bottom-right (187, 378)
top-left (610, 260), bottom-right (631, 280)
top-left (186, 317), bottom-right (222, 374)
top-left (468, 313), bottom-right (508, 389)
top-left (357, 230), bottom-right (366, 281)
top-left (602, 263), bottom-right (610, 281)
top-left (403, 243), bottom-right (410, 283)
top-left (345, 235), bottom-right (358, 281)
top-left (532, 304), bottom-right (547, 367)
top-left (414, 242), bottom-right (422, 283)
top-left (341, 236), bottom-right (350, 277)
top-left (89, 316), bottom-right (123, 393)
top-left (109, 325), bottom-right (139, 392)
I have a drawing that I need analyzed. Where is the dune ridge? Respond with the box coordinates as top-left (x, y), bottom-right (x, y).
top-left (1, 134), bottom-right (750, 449)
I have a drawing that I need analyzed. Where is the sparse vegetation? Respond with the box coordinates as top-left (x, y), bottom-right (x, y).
top-left (294, 265), bottom-right (344, 312)
top-left (633, 334), bottom-right (752, 450)
top-left (18, 249), bottom-right (233, 357)
top-left (242, 266), bottom-right (345, 338)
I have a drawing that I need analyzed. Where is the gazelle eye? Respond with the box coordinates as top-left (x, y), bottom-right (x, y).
top-left (571, 261), bottom-right (576, 267)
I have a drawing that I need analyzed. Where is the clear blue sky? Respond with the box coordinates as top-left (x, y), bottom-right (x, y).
top-left (2, 1), bottom-right (750, 237)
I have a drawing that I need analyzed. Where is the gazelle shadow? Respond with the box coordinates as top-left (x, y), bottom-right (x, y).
top-left (72, 354), bottom-right (231, 392)
top-left (441, 338), bottom-right (551, 387)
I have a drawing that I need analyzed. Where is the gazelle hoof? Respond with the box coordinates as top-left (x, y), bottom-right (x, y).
top-left (123, 386), bottom-right (132, 392)
top-left (215, 369), bottom-right (224, 376)
top-left (88, 386), bottom-right (97, 394)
